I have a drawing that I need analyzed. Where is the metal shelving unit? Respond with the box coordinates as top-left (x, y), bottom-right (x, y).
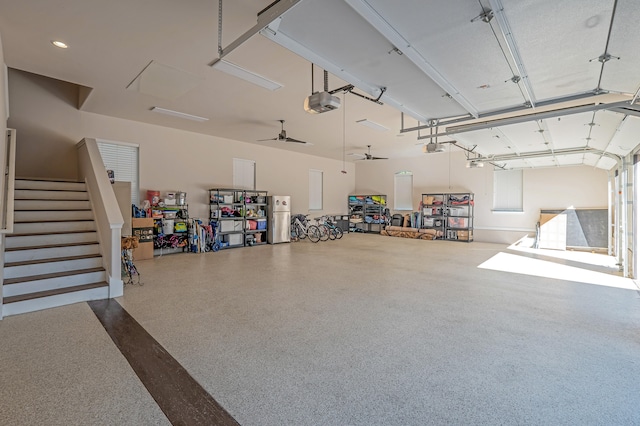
top-left (421, 194), bottom-right (446, 238)
top-left (348, 195), bottom-right (387, 233)
top-left (209, 188), bottom-right (268, 249)
top-left (421, 192), bottom-right (474, 242)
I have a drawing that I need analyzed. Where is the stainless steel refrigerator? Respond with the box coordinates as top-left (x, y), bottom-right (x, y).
top-left (267, 195), bottom-right (291, 244)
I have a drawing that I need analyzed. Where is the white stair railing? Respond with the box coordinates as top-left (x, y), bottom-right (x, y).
top-left (1, 128), bottom-right (16, 234)
top-left (77, 138), bottom-right (124, 298)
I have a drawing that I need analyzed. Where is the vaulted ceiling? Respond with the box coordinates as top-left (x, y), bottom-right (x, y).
top-left (1, 0), bottom-right (639, 170)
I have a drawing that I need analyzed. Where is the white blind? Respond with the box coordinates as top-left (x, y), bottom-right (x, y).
top-left (97, 141), bottom-right (139, 205)
top-left (493, 169), bottom-right (523, 211)
top-left (233, 158), bottom-right (255, 190)
top-left (309, 169), bottom-right (323, 210)
top-left (394, 172), bottom-right (413, 210)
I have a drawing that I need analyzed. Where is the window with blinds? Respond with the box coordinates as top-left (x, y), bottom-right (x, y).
top-left (97, 141), bottom-right (139, 205)
top-left (493, 169), bottom-right (523, 212)
top-left (233, 158), bottom-right (256, 190)
top-left (394, 171), bottom-right (413, 210)
top-left (309, 169), bottom-right (323, 210)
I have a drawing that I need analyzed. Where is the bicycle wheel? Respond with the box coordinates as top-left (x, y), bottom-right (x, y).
top-left (307, 225), bottom-right (321, 243)
top-left (294, 223), bottom-right (306, 240)
top-left (333, 226), bottom-right (344, 239)
top-left (318, 224), bottom-right (330, 241)
top-left (327, 225), bottom-right (337, 240)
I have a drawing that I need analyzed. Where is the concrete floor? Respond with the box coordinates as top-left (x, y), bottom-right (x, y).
top-left (2, 233), bottom-right (639, 425)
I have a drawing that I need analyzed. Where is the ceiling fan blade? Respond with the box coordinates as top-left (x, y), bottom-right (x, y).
top-left (369, 156), bottom-right (388, 160)
top-left (285, 137), bottom-right (312, 145)
top-left (348, 153), bottom-right (366, 158)
top-left (257, 137), bottom-right (278, 142)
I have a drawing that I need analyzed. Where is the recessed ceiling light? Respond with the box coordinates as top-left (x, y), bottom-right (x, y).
top-left (51, 40), bottom-right (68, 49)
top-left (356, 119), bottom-right (388, 132)
top-left (150, 107), bottom-right (208, 122)
top-left (211, 59), bottom-right (282, 91)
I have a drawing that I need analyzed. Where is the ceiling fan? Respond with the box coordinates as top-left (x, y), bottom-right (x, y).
top-left (349, 145), bottom-right (388, 160)
top-left (257, 119), bottom-right (312, 145)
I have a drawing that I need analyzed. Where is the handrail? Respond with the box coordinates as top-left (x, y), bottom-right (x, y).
top-left (77, 137), bottom-right (124, 298)
top-left (0, 128), bottom-right (16, 234)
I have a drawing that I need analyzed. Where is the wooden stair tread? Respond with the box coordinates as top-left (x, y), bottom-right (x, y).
top-left (3, 282), bottom-right (108, 304)
top-left (8, 230), bottom-right (97, 237)
top-left (5, 241), bottom-right (99, 252)
top-left (3, 267), bottom-right (106, 285)
top-left (13, 219), bottom-right (94, 223)
top-left (5, 253), bottom-right (102, 267)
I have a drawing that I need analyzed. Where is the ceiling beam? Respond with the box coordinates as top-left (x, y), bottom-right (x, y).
top-left (417, 101), bottom-right (633, 140)
top-left (401, 91), bottom-right (603, 134)
top-left (210, 0), bottom-right (302, 65)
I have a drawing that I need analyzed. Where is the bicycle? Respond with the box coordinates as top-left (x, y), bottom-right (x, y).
top-left (316, 215), bottom-right (343, 240)
top-left (291, 214), bottom-right (321, 243)
top-left (313, 217), bottom-right (332, 241)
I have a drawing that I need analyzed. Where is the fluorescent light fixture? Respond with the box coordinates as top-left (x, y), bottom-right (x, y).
top-left (51, 40), bottom-right (68, 49)
top-left (150, 107), bottom-right (208, 122)
top-left (356, 119), bottom-right (388, 132)
top-left (211, 59), bottom-right (282, 91)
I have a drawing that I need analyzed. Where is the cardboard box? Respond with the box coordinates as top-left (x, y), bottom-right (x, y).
top-left (132, 242), bottom-right (154, 260)
top-left (132, 218), bottom-right (154, 260)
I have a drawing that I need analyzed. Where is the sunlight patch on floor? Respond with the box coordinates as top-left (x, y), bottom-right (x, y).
top-left (478, 252), bottom-right (638, 290)
top-left (509, 236), bottom-right (619, 271)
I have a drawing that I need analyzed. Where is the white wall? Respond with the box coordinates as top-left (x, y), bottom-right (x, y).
top-left (355, 146), bottom-right (609, 244)
top-left (7, 68), bottom-right (355, 219)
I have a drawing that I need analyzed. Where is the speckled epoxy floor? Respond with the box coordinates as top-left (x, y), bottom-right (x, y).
top-left (2, 233), bottom-right (640, 425)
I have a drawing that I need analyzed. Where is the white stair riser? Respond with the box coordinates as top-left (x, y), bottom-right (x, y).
top-left (14, 189), bottom-right (89, 201)
top-left (4, 257), bottom-right (103, 279)
top-left (3, 287), bottom-right (109, 317)
top-left (3, 271), bottom-right (106, 297)
top-left (13, 221), bottom-right (96, 234)
top-left (14, 210), bottom-right (94, 222)
top-left (15, 180), bottom-right (86, 191)
top-left (5, 244), bottom-right (101, 263)
top-left (14, 200), bottom-right (91, 211)
top-left (5, 232), bottom-right (98, 249)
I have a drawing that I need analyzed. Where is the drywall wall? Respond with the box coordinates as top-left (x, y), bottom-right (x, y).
top-left (7, 68), bottom-right (355, 219)
top-left (355, 146), bottom-right (609, 244)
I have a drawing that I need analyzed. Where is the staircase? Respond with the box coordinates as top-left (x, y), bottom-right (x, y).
top-left (2, 179), bottom-right (109, 316)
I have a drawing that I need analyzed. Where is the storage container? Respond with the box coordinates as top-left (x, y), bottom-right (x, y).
top-left (223, 195), bottom-right (234, 204)
top-left (448, 217), bottom-right (468, 228)
top-left (224, 233), bottom-right (243, 246)
top-left (220, 220), bottom-right (243, 232)
top-left (163, 219), bottom-right (174, 235)
top-left (257, 219), bottom-right (267, 230)
top-left (163, 211), bottom-right (177, 219)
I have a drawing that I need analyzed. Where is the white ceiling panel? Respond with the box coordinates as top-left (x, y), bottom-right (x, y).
top-left (599, 0), bottom-right (640, 94)
top-left (500, 159), bottom-right (531, 169)
top-left (584, 110), bottom-right (626, 151)
top-left (544, 112), bottom-right (592, 150)
top-left (360, 0), bottom-right (526, 112)
top-left (523, 157), bottom-right (558, 168)
top-left (597, 156), bottom-right (618, 170)
top-left (556, 153), bottom-right (588, 166)
top-left (606, 115), bottom-right (640, 156)
top-left (455, 129), bottom-right (516, 156)
top-left (498, 120), bottom-right (548, 153)
top-left (503, 0), bottom-right (612, 100)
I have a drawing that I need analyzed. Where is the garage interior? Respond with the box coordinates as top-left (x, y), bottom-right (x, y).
top-left (0, 1), bottom-right (639, 425)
